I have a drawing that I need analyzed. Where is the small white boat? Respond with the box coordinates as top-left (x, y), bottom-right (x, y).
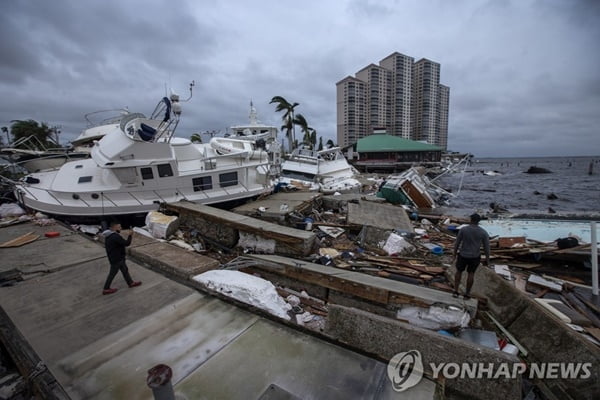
top-left (0, 145), bottom-right (88, 173)
top-left (228, 101), bottom-right (278, 143)
top-left (14, 96), bottom-right (273, 217)
top-left (279, 147), bottom-right (361, 193)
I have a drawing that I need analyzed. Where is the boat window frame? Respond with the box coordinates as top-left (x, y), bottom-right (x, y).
top-left (219, 172), bottom-right (238, 187)
top-left (157, 163), bottom-right (174, 178)
top-left (140, 167), bottom-right (154, 180)
top-left (192, 176), bottom-right (213, 191)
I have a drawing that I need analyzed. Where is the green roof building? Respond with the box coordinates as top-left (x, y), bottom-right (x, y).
top-left (353, 134), bottom-right (442, 172)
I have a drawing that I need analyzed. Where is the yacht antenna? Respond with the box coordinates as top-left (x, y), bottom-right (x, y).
top-left (182, 81), bottom-right (195, 102)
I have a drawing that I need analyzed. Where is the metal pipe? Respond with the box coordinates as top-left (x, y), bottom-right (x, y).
top-left (592, 221), bottom-right (598, 296)
top-left (147, 364), bottom-right (175, 400)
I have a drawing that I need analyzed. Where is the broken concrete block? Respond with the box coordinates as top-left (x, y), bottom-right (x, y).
top-left (145, 211), bottom-right (179, 239)
top-left (238, 232), bottom-right (276, 254)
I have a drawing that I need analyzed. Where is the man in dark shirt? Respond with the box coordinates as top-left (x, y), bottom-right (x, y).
top-left (453, 213), bottom-right (490, 299)
top-left (102, 221), bottom-right (141, 295)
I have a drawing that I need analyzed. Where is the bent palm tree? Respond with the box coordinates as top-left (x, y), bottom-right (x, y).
top-left (270, 96), bottom-right (299, 153)
top-left (293, 113), bottom-right (311, 149)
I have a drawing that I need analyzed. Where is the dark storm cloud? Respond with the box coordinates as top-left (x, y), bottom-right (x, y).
top-left (1, 0), bottom-right (598, 157)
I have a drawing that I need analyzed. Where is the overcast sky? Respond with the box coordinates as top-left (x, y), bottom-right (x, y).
top-left (1, 0), bottom-right (598, 157)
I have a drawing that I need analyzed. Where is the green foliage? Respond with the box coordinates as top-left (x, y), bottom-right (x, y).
top-left (9, 120), bottom-right (56, 150)
top-left (326, 139), bottom-right (335, 148)
top-left (190, 133), bottom-right (203, 143)
top-left (318, 137), bottom-right (323, 151)
top-left (310, 129), bottom-right (317, 149)
top-left (270, 96), bottom-right (299, 151)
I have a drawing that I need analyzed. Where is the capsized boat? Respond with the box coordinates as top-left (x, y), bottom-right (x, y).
top-left (14, 96), bottom-right (273, 217)
top-left (279, 146), bottom-right (361, 193)
top-left (378, 167), bottom-right (450, 208)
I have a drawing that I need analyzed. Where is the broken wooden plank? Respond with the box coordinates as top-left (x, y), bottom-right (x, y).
top-left (497, 237), bottom-right (527, 248)
top-left (505, 261), bottom-right (543, 270)
top-left (486, 312), bottom-right (529, 357)
top-left (0, 232), bottom-right (40, 248)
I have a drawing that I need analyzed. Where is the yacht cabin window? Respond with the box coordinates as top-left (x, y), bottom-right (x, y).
top-left (141, 167), bottom-right (154, 180)
top-left (157, 164), bottom-right (173, 178)
top-left (192, 176), bottom-right (213, 191)
top-left (219, 172), bottom-right (238, 187)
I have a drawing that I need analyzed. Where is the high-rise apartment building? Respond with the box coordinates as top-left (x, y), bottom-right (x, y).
top-left (336, 52), bottom-right (449, 149)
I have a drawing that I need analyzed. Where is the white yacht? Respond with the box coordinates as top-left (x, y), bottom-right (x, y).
top-left (70, 108), bottom-right (131, 150)
top-left (228, 101), bottom-right (278, 143)
top-left (279, 146), bottom-right (361, 193)
top-left (14, 96), bottom-right (273, 217)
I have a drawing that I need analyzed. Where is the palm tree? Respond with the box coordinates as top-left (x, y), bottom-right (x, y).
top-left (270, 96), bottom-right (299, 152)
top-left (309, 128), bottom-right (317, 150)
top-left (317, 137), bottom-right (323, 151)
top-left (293, 113), bottom-right (311, 149)
top-left (10, 120), bottom-right (56, 150)
top-left (190, 133), bottom-right (202, 143)
top-left (326, 139), bottom-right (335, 149)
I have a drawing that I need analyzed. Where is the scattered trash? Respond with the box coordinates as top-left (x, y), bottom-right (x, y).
top-left (458, 329), bottom-right (500, 350)
top-left (286, 295), bottom-right (301, 307)
top-left (0, 203), bottom-right (26, 217)
top-left (168, 239), bottom-right (195, 251)
top-left (133, 226), bottom-right (154, 238)
top-left (383, 233), bottom-right (415, 255)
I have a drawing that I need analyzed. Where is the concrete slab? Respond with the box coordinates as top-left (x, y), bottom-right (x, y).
top-left (176, 319), bottom-right (440, 400)
top-left (130, 241), bottom-right (219, 280)
top-left (0, 222), bottom-right (439, 400)
top-left (347, 200), bottom-right (413, 232)
top-left (232, 191), bottom-right (321, 220)
top-left (247, 254), bottom-right (477, 313)
top-left (0, 222), bottom-right (105, 274)
top-left (326, 305), bottom-right (520, 400)
top-left (0, 257), bottom-right (193, 363)
top-left (167, 201), bottom-right (317, 256)
top-left (55, 293), bottom-right (259, 400)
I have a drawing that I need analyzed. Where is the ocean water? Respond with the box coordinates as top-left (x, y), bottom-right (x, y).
top-left (435, 156), bottom-right (600, 213)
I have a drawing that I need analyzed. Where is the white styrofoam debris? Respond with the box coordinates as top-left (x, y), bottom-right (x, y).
top-left (238, 232), bottom-right (276, 254)
top-left (383, 233), bottom-right (415, 255)
top-left (0, 203), bottom-right (25, 217)
top-left (286, 295), bottom-right (301, 307)
top-left (77, 225), bottom-right (101, 235)
top-left (145, 211), bottom-right (179, 239)
top-left (494, 264), bottom-right (512, 280)
top-left (193, 270), bottom-right (291, 320)
top-left (397, 305), bottom-right (471, 330)
top-left (168, 239), bottom-right (195, 251)
top-left (133, 226), bottom-right (154, 238)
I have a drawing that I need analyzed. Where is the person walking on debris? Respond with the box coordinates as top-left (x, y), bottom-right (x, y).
top-left (452, 213), bottom-right (490, 299)
top-left (102, 221), bottom-right (141, 295)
